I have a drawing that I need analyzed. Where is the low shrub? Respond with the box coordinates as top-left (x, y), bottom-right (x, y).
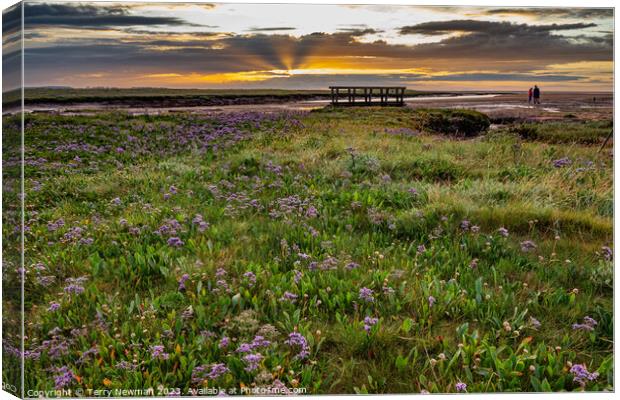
top-left (415, 109), bottom-right (491, 137)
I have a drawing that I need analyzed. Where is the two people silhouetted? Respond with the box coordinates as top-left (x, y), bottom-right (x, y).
top-left (528, 85), bottom-right (541, 104)
top-left (533, 85), bottom-right (541, 104)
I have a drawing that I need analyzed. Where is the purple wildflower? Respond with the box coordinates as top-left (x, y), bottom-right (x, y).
top-left (455, 382), bottom-right (467, 392)
top-left (460, 220), bottom-right (471, 231)
top-left (243, 271), bottom-right (257, 286)
top-left (63, 277), bottom-right (87, 295)
top-left (363, 316), bottom-right (379, 333)
top-left (236, 343), bottom-right (253, 353)
top-left (498, 227), bottom-right (509, 237)
top-left (250, 335), bottom-right (271, 349)
top-left (570, 364), bottom-right (599, 385)
top-left (192, 214), bottom-right (209, 232)
top-left (52, 366), bottom-right (74, 389)
top-left (520, 240), bottom-right (537, 252)
top-left (48, 302), bottom-right (60, 312)
top-left (207, 363), bottom-right (229, 379)
top-left (417, 244), bottom-right (426, 254)
top-left (345, 262), bottom-right (360, 270)
top-left (572, 316), bottom-right (598, 331)
top-left (293, 270), bottom-right (302, 283)
top-left (178, 273), bottom-right (190, 291)
top-left (150, 345), bottom-right (169, 360)
top-left (529, 316), bottom-right (541, 329)
top-left (219, 336), bottom-right (230, 349)
top-left (242, 353), bottom-right (264, 371)
top-left (285, 332), bottom-right (310, 360)
top-left (359, 287), bottom-right (375, 303)
top-left (601, 246), bottom-right (612, 261)
top-left (553, 157), bottom-right (572, 168)
top-left (167, 237), bottom-right (184, 247)
top-left (280, 291), bottom-right (298, 303)
top-left (428, 296), bottom-right (436, 308)
top-left (111, 197), bottom-right (122, 206)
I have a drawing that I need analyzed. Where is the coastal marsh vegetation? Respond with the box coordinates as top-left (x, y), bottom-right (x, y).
top-left (2, 106), bottom-right (613, 394)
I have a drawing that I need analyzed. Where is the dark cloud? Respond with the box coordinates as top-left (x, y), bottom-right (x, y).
top-left (482, 7), bottom-right (613, 19)
top-left (23, 3), bottom-right (200, 28)
top-left (2, 2), bottom-right (22, 35)
top-left (399, 20), bottom-right (597, 35)
top-left (420, 73), bottom-right (584, 82)
top-left (337, 28), bottom-right (383, 36)
top-left (247, 27), bottom-right (296, 32)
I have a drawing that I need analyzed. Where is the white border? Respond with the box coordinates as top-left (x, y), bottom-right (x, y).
top-left (0, 1), bottom-right (616, 399)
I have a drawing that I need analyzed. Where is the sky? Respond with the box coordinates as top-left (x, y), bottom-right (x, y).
top-left (2, 2), bottom-right (615, 91)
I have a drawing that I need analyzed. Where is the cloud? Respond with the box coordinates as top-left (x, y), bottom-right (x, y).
top-left (482, 7), bottom-right (613, 19)
top-left (247, 27), bottom-right (296, 32)
top-left (336, 28), bottom-right (383, 36)
top-left (419, 73), bottom-right (584, 82)
top-left (18, 11), bottom-right (613, 89)
top-left (23, 3), bottom-right (200, 28)
top-left (399, 20), bottom-right (597, 35)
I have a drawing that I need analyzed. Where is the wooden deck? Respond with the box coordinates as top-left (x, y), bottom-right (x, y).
top-left (329, 86), bottom-right (406, 106)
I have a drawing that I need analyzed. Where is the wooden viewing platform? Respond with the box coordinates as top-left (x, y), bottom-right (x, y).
top-left (329, 86), bottom-right (406, 106)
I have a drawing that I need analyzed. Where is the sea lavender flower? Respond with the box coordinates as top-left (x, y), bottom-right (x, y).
top-left (207, 363), bottom-right (230, 380)
top-left (498, 227), bottom-right (509, 237)
top-left (63, 277), bottom-right (87, 295)
top-left (359, 287), bottom-right (375, 303)
top-left (469, 258), bottom-right (479, 269)
top-left (601, 246), bottom-right (613, 261)
top-left (115, 361), bottom-right (138, 371)
top-left (520, 240), bottom-right (537, 252)
top-left (570, 364), bottom-right (599, 385)
top-left (529, 316), bottom-right (541, 329)
top-left (243, 271), bottom-right (256, 286)
top-left (167, 237), bottom-right (184, 247)
top-left (47, 218), bottom-right (65, 232)
top-left (460, 220), bottom-right (471, 231)
top-left (345, 262), bottom-right (360, 270)
top-left (150, 345), bottom-right (169, 360)
top-left (363, 316), bottom-right (379, 333)
top-left (250, 335), bottom-right (271, 349)
top-left (178, 273), bottom-right (190, 291)
top-left (572, 316), bottom-right (598, 331)
top-left (285, 332), bottom-right (310, 360)
top-left (192, 214), bottom-right (209, 232)
top-left (52, 366), bottom-right (74, 389)
top-left (48, 302), bottom-right (60, 312)
top-left (455, 382), bottom-right (467, 392)
top-left (417, 244), bottom-right (426, 254)
top-left (293, 270), bottom-right (302, 284)
top-left (219, 336), bottom-right (230, 349)
top-left (428, 296), bottom-right (436, 308)
top-left (280, 291), bottom-right (298, 303)
top-left (553, 157), bottom-right (572, 168)
top-left (111, 197), bottom-right (122, 206)
top-left (242, 353), bottom-right (264, 371)
top-left (236, 343), bottom-right (253, 353)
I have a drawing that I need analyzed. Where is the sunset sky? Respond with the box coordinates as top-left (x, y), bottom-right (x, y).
top-left (2, 2), bottom-right (614, 91)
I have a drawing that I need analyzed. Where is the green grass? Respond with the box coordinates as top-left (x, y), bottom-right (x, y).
top-left (2, 106), bottom-right (613, 395)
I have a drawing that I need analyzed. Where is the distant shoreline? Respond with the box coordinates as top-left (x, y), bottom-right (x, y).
top-left (1, 88), bottom-right (613, 113)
